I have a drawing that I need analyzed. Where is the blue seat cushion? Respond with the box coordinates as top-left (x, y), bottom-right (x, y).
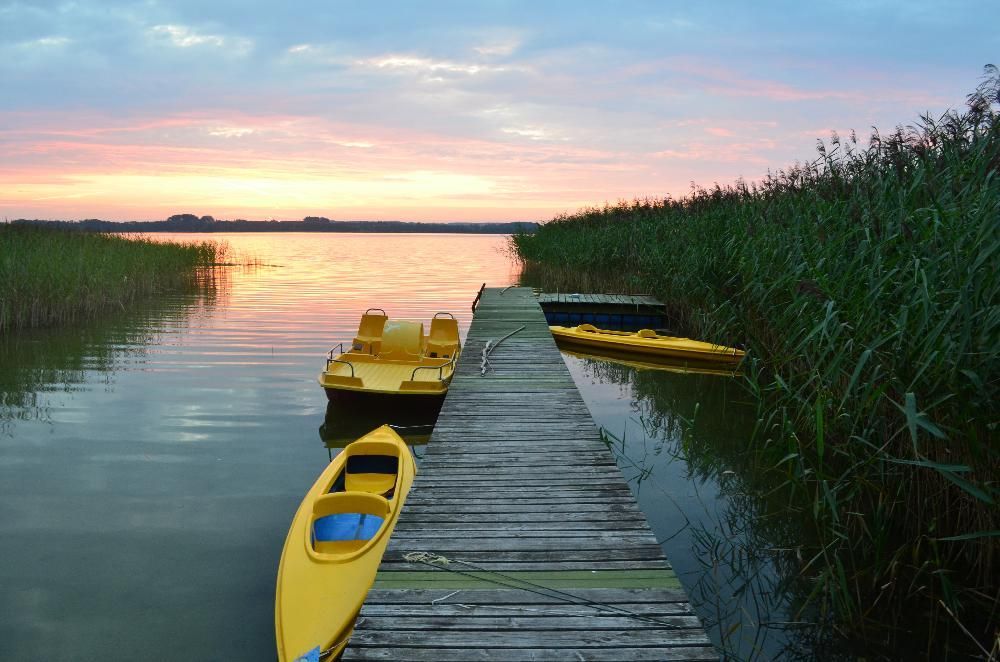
top-left (313, 513), bottom-right (384, 541)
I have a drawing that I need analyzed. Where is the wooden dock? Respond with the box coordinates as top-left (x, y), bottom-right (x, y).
top-left (343, 287), bottom-right (715, 661)
top-left (537, 292), bottom-right (664, 308)
top-left (537, 292), bottom-right (667, 331)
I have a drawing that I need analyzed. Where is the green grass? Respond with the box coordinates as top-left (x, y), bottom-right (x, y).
top-left (513, 68), bottom-right (1000, 657)
top-left (0, 225), bottom-right (223, 332)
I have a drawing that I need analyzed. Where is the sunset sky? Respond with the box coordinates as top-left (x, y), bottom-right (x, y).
top-left (1, 1), bottom-right (996, 222)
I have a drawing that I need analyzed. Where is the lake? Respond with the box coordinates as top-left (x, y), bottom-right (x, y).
top-left (1, 232), bottom-right (810, 660)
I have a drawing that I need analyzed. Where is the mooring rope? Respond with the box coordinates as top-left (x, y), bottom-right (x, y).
top-left (402, 551), bottom-right (685, 628)
top-left (480, 325), bottom-right (525, 376)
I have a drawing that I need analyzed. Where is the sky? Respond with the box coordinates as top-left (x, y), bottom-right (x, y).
top-left (1, 1), bottom-right (997, 222)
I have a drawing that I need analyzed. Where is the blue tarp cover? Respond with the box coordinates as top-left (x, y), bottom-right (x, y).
top-left (313, 513), bottom-right (384, 541)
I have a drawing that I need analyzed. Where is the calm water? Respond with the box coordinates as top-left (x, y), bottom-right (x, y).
top-left (0, 234), bottom-right (515, 660)
top-left (1, 232), bottom-right (813, 660)
top-left (559, 355), bottom-right (819, 660)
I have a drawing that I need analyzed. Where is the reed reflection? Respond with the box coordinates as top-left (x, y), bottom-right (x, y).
top-left (566, 353), bottom-right (841, 660)
top-left (0, 268), bottom-right (227, 435)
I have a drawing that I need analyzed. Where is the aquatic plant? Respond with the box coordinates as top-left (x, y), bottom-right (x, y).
top-left (0, 225), bottom-right (222, 332)
top-left (514, 67), bottom-right (1000, 657)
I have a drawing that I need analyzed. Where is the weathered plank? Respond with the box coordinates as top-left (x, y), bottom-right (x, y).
top-left (343, 646), bottom-right (719, 661)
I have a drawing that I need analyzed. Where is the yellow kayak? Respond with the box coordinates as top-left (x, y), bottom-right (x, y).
top-left (320, 311), bottom-right (461, 398)
top-left (275, 425), bottom-right (416, 661)
top-left (550, 324), bottom-right (744, 365)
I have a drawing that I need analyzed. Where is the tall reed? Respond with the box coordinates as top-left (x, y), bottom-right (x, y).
top-left (513, 68), bottom-right (1000, 657)
top-left (0, 225), bottom-right (222, 332)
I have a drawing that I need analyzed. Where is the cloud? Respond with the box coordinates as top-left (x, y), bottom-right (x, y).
top-left (356, 54), bottom-right (516, 77)
top-left (30, 36), bottom-right (70, 48)
top-left (208, 127), bottom-right (255, 138)
top-left (501, 126), bottom-right (554, 141)
top-left (148, 24), bottom-right (252, 54)
top-left (474, 40), bottom-right (520, 57)
top-left (150, 24), bottom-right (224, 48)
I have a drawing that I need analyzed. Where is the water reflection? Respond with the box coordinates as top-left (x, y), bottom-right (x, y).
top-left (319, 396), bottom-right (439, 461)
top-left (0, 269), bottom-right (225, 435)
top-left (563, 352), bottom-right (837, 660)
top-left (556, 343), bottom-right (742, 378)
top-left (0, 233), bottom-right (515, 660)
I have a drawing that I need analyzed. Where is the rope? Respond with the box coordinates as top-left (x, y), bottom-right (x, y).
top-left (480, 325), bottom-right (525, 376)
top-left (319, 632), bottom-right (352, 659)
top-left (402, 551), bottom-right (685, 629)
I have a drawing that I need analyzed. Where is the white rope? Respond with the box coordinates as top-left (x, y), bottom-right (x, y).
top-left (402, 551), bottom-right (685, 628)
top-left (404, 551), bottom-right (451, 565)
top-left (480, 325), bottom-right (525, 376)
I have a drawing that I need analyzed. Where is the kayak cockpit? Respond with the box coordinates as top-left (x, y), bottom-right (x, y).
top-left (307, 439), bottom-right (404, 561)
top-left (310, 492), bottom-right (389, 557)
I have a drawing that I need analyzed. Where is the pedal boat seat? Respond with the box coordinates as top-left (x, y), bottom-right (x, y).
top-left (353, 311), bottom-right (387, 353)
top-left (426, 316), bottom-right (460, 358)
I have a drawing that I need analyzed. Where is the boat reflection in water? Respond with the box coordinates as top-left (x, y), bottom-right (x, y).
top-left (555, 343), bottom-right (743, 378)
top-left (318, 396), bottom-right (441, 461)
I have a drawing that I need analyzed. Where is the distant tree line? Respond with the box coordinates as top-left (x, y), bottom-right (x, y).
top-left (9, 214), bottom-right (539, 234)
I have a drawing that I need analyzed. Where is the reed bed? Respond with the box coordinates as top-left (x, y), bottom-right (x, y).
top-left (0, 225), bottom-right (222, 332)
top-left (513, 69), bottom-right (1000, 657)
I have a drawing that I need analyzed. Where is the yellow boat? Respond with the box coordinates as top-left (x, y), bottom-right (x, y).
top-left (550, 324), bottom-right (745, 365)
top-left (319, 310), bottom-right (461, 398)
top-left (275, 425), bottom-right (416, 661)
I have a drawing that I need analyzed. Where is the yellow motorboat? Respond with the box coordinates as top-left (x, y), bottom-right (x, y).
top-left (550, 323), bottom-right (745, 365)
top-left (275, 425), bottom-right (416, 661)
top-left (319, 310), bottom-right (461, 398)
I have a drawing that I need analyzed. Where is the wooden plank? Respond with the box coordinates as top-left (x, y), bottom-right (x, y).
top-left (343, 646), bottom-right (718, 660)
top-left (358, 603), bottom-right (694, 617)
top-left (379, 560), bottom-right (670, 572)
top-left (373, 569), bottom-right (679, 589)
top-left (396, 519), bottom-right (649, 536)
top-left (347, 629), bottom-right (712, 647)
top-left (362, 587), bottom-right (695, 604)
top-left (355, 615), bottom-right (703, 630)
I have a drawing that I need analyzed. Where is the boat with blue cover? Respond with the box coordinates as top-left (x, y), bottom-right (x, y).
top-left (274, 425), bottom-right (416, 661)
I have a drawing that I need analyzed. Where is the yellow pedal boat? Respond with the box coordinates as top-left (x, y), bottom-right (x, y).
top-left (319, 310), bottom-right (461, 398)
top-left (550, 323), bottom-right (745, 365)
top-left (275, 425), bottom-right (416, 662)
